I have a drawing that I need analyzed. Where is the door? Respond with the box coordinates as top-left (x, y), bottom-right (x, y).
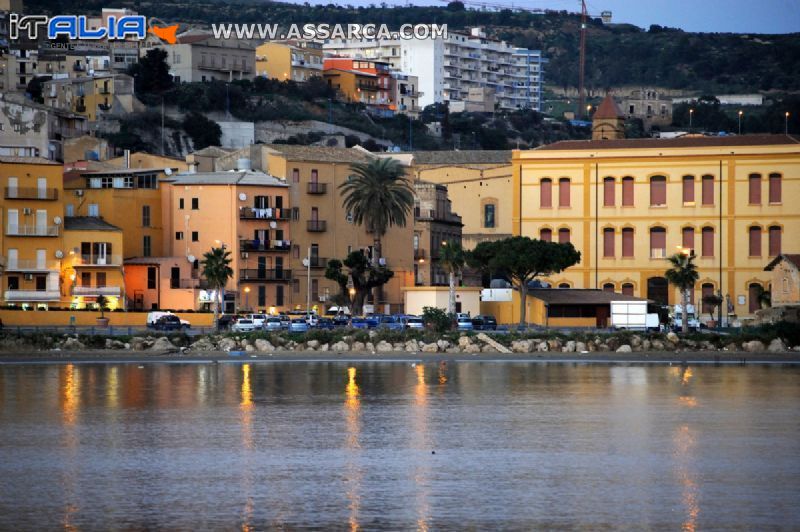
top-left (7, 249), bottom-right (17, 270)
top-left (37, 177), bottom-right (47, 199)
top-left (7, 209), bottom-right (18, 235)
top-left (596, 305), bottom-right (610, 328)
top-left (35, 276), bottom-right (46, 291)
top-left (170, 267), bottom-right (180, 289)
top-left (7, 177), bottom-right (17, 199)
top-left (647, 277), bottom-right (669, 306)
top-left (310, 244), bottom-right (319, 266)
top-left (275, 257), bottom-right (283, 279)
top-left (93, 242), bottom-right (108, 265)
top-left (36, 249), bottom-right (46, 270)
top-left (257, 256), bottom-right (267, 279)
top-left (35, 210), bottom-right (47, 235)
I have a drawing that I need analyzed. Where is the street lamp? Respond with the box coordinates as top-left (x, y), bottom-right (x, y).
top-left (689, 108), bottom-right (694, 130)
top-left (738, 110), bottom-right (743, 135)
top-left (786, 112), bottom-right (790, 135)
top-left (302, 247), bottom-right (311, 319)
top-left (244, 286), bottom-right (250, 311)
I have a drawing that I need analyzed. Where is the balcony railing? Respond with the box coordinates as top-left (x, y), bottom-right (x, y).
top-left (71, 285), bottom-right (121, 297)
top-left (650, 248), bottom-right (667, 259)
top-left (308, 256), bottom-right (329, 268)
top-left (307, 182), bottom-right (328, 194)
top-left (239, 207), bottom-right (291, 220)
top-left (4, 187), bottom-right (59, 200)
top-left (3, 259), bottom-right (59, 271)
top-left (6, 225), bottom-right (59, 237)
top-left (307, 220), bottom-right (327, 232)
top-left (4, 289), bottom-right (61, 301)
top-left (170, 278), bottom-right (211, 289)
top-left (239, 269), bottom-right (292, 282)
top-left (239, 239), bottom-right (292, 252)
top-left (74, 254), bottom-right (123, 266)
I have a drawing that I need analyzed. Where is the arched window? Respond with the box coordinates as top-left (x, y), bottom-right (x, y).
top-left (682, 175), bottom-right (695, 204)
top-left (769, 225), bottom-right (781, 257)
top-left (769, 173), bottom-right (782, 203)
top-left (650, 227), bottom-right (667, 259)
top-left (748, 173), bottom-right (761, 204)
top-left (621, 283), bottom-right (634, 296)
top-left (540, 178), bottom-right (552, 208)
top-left (701, 227), bottom-right (714, 257)
top-left (558, 227), bottom-right (571, 244)
top-left (539, 228), bottom-right (552, 242)
top-left (558, 282), bottom-right (571, 289)
top-left (559, 178), bottom-right (571, 207)
top-left (682, 226), bottom-right (695, 252)
top-left (650, 176), bottom-right (667, 206)
top-left (603, 283), bottom-right (615, 293)
top-left (622, 227), bottom-right (634, 257)
top-left (603, 227), bottom-right (615, 257)
top-left (603, 177), bottom-right (615, 206)
top-left (622, 177), bottom-right (634, 206)
top-left (749, 226), bottom-right (762, 257)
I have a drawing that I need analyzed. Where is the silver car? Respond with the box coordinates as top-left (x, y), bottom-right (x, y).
top-left (289, 318), bottom-right (309, 333)
top-left (264, 317), bottom-right (283, 331)
top-left (232, 318), bottom-right (257, 333)
top-left (403, 316), bottom-right (425, 329)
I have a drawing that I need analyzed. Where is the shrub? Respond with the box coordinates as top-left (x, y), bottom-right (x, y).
top-left (422, 306), bottom-right (451, 333)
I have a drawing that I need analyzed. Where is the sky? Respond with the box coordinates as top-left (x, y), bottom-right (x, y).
top-left (288, 0), bottom-right (800, 34)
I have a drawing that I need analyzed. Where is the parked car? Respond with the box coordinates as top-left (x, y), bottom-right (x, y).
top-left (402, 316), bottom-right (425, 329)
top-left (217, 314), bottom-right (235, 330)
top-left (146, 311), bottom-right (190, 330)
top-left (264, 317), bottom-right (284, 331)
top-left (232, 318), bottom-right (257, 333)
top-left (289, 318), bottom-right (309, 333)
top-left (317, 317), bottom-right (335, 330)
top-left (278, 314), bottom-right (291, 329)
top-left (332, 314), bottom-right (351, 327)
top-left (247, 313), bottom-right (267, 329)
top-left (152, 314), bottom-right (183, 331)
top-left (377, 315), bottom-right (403, 330)
top-left (349, 317), bottom-right (370, 329)
top-left (456, 316), bottom-right (475, 331)
top-left (472, 315), bottom-right (497, 331)
top-left (305, 313), bottom-right (319, 327)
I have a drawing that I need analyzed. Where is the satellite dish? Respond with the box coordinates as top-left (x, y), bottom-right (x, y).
top-left (239, 193), bottom-right (247, 201)
top-left (55, 250), bottom-right (64, 259)
top-left (164, 168), bottom-right (173, 176)
top-left (53, 216), bottom-right (62, 225)
top-left (187, 254), bottom-right (196, 263)
top-left (269, 221), bottom-right (277, 229)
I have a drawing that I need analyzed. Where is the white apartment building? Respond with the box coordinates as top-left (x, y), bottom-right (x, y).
top-left (325, 27), bottom-right (545, 111)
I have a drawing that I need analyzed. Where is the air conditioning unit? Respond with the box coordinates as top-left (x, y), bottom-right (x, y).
top-left (22, 208), bottom-right (32, 215)
top-left (241, 252), bottom-right (249, 259)
top-left (75, 190), bottom-right (84, 197)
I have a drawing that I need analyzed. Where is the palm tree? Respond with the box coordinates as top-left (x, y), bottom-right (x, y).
top-left (439, 240), bottom-right (465, 315)
top-left (665, 252), bottom-right (699, 333)
top-left (201, 247), bottom-right (233, 329)
top-left (340, 157), bottom-right (414, 305)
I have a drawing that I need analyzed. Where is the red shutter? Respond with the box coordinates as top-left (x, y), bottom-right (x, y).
top-left (603, 178), bottom-right (614, 206)
top-left (650, 228), bottom-right (666, 256)
top-left (603, 283), bottom-right (615, 292)
top-left (682, 227), bottom-right (694, 251)
top-left (540, 179), bottom-right (552, 208)
top-left (650, 177), bottom-right (666, 206)
top-left (558, 228), bottom-right (570, 243)
top-left (749, 226), bottom-right (761, 256)
top-left (603, 228), bottom-right (614, 257)
top-left (682, 176), bottom-right (694, 203)
top-left (540, 228), bottom-right (552, 242)
top-left (769, 226), bottom-right (781, 256)
top-left (622, 228), bottom-right (634, 257)
top-left (702, 227), bottom-right (714, 257)
top-left (701, 284), bottom-right (714, 314)
top-left (769, 174), bottom-right (782, 203)
top-left (622, 283), bottom-right (634, 296)
top-left (622, 177), bottom-right (634, 206)
top-left (749, 174), bottom-right (761, 204)
top-left (702, 176), bottom-right (714, 205)
top-left (559, 178), bottom-right (570, 207)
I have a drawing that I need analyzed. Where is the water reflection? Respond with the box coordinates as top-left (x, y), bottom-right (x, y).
top-left (59, 364), bottom-right (80, 531)
top-left (413, 364), bottom-right (431, 531)
top-left (344, 367), bottom-right (361, 531)
top-left (239, 364), bottom-right (254, 530)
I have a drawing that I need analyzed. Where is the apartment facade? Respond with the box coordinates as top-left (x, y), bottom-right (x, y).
top-left (41, 74), bottom-right (135, 122)
top-left (513, 134), bottom-right (800, 321)
top-left (255, 40), bottom-right (323, 82)
top-left (62, 217), bottom-right (125, 310)
top-left (412, 181), bottom-right (463, 286)
top-left (153, 34), bottom-right (256, 83)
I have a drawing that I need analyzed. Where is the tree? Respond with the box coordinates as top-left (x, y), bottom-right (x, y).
top-left (201, 247), bottom-right (233, 329)
top-left (340, 157), bottom-right (414, 304)
top-left (468, 237), bottom-right (581, 328)
top-left (128, 48), bottom-right (174, 94)
top-left (701, 293), bottom-right (724, 325)
top-left (26, 76), bottom-right (49, 104)
top-left (324, 251), bottom-right (394, 316)
top-left (439, 240), bottom-right (465, 315)
top-left (183, 112), bottom-right (221, 150)
top-left (664, 252), bottom-right (699, 333)
top-left (95, 294), bottom-right (109, 319)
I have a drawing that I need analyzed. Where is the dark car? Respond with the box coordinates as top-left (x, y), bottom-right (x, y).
top-left (349, 317), bottom-right (370, 329)
top-left (317, 317), bottom-right (335, 330)
top-left (153, 314), bottom-right (182, 331)
top-left (333, 314), bottom-right (350, 327)
top-left (473, 315), bottom-right (498, 331)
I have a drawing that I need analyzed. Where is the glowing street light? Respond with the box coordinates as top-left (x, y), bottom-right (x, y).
top-left (738, 110), bottom-right (743, 135)
top-left (786, 111), bottom-right (790, 135)
top-left (689, 108), bottom-right (694, 130)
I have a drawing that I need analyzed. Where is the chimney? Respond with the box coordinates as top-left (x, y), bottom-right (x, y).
top-left (123, 149), bottom-right (130, 169)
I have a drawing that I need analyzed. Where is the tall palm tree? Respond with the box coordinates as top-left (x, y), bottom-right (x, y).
top-left (201, 247), bottom-right (233, 329)
top-left (438, 240), bottom-right (465, 315)
top-left (340, 157), bottom-right (414, 306)
top-left (665, 252), bottom-right (699, 333)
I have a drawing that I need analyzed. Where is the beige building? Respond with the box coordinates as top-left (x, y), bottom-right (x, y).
top-left (621, 87), bottom-right (673, 129)
top-left (41, 74), bottom-right (136, 122)
top-left (765, 254), bottom-right (800, 308)
top-left (412, 181), bottom-right (462, 286)
top-left (591, 94), bottom-right (626, 140)
top-left (153, 33), bottom-right (255, 83)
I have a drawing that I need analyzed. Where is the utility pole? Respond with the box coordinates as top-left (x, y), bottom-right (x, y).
top-left (161, 97), bottom-right (165, 156)
top-left (577, 0), bottom-right (588, 119)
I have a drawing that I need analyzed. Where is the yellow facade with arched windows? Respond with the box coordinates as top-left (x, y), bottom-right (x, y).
top-left (513, 135), bottom-right (800, 322)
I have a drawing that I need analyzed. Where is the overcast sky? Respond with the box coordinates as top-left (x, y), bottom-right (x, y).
top-left (289, 0), bottom-right (799, 34)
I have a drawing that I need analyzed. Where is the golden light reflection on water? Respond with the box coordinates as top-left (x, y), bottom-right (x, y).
top-left (59, 364), bottom-right (80, 531)
top-left (413, 364), bottom-right (431, 531)
top-left (674, 424), bottom-right (700, 532)
top-left (344, 367), bottom-right (362, 531)
top-left (437, 361), bottom-right (448, 386)
top-left (106, 366), bottom-right (119, 409)
top-left (61, 364), bottom-right (78, 426)
top-left (240, 364), bottom-right (255, 530)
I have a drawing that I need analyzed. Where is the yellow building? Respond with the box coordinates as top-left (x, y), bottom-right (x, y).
top-left (513, 134), bottom-right (800, 321)
top-left (0, 157), bottom-right (65, 307)
top-left (255, 41), bottom-right (323, 82)
top-left (323, 68), bottom-right (380, 105)
top-left (41, 74), bottom-right (136, 122)
top-left (62, 217), bottom-right (125, 310)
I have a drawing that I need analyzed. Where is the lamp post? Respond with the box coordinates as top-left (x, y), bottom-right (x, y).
top-left (302, 247), bottom-right (311, 319)
top-left (244, 286), bottom-right (250, 311)
top-left (786, 112), bottom-right (790, 135)
top-left (689, 108), bottom-right (694, 131)
top-left (738, 110), bottom-right (743, 135)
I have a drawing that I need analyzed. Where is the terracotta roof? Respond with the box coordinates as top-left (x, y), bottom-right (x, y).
top-left (593, 94), bottom-right (625, 120)
top-left (764, 254), bottom-right (800, 271)
top-left (411, 150), bottom-right (511, 165)
top-left (164, 170), bottom-right (287, 187)
top-left (64, 216), bottom-right (121, 232)
top-left (535, 134), bottom-right (800, 152)
top-left (527, 288), bottom-right (647, 305)
top-left (264, 145), bottom-right (374, 163)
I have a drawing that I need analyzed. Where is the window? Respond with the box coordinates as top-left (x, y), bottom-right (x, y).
top-left (88, 203), bottom-right (99, 217)
top-left (702, 175), bottom-right (714, 205)
top-left (310, 169), bottom-right (318, 183)
top-left (539, 228), bottom-right (552, 242)
top-left (96, 272), bottom-right (106, 287)
top-left (558, 228), bottom-right (570, 244)
top-left (622, 177), bottom-right (634, 206)
top-left (621, 283), bottom-right (634, 296)
top-left (682, 175), bottom-right (694, 204)
top-left (175, 231), bottom-right (184, 241)
top-left (258, 286), bottom-right (266, 307)
top-left (749, 283), bottom-right (762, 313)
top-left (179, 198), bottom-right (184, 209)
top-left (136, 174), bottom-right (157, 189)
top-left (191, 198), bottom-right (199, 210)
top-left (769, 173), bottom-right (782, 203)
top-left (147, 267), bottom-right (156, 289)
top-left (292, 168), bottom-right (300, 183)
top-left (682, 227), bottom-right (694, 252)
top-left (293, 279), bottom-right (300, 293)
top-left (748, 174), bottom-right (761, 204)
top-left (484, 204), bottom-right (495, 228)
top-left (558, 178), bottom-right (570, 207)
top-left (650, 176), bottom-right (666, 206)
top-left (702, 227), bottom-right (714, 257)
top-left (142, 205), bottom-right (151, 227)
top-left (7, 276), bottom-right (19, 290)
top-left (769, 226), bottom-right (781, 257)
top-left (650, 227), bottom-right (666, 258)
top-left (749, 226), bottom-right (761, 257)
top-left (603, 228), bottom-right (614, 257)
top-left (603, 283), bottom-right (615, 292)
top-left (192, 231), bottom-right (199, 242)
top-left (603, 177), bottom-right (615, 206)
top-left (65, 204), bottom-right (74, 216)
top-left (276, 285), bottom-right (284, 306)
top-left (143, 235), bottom-right (151, 257)
top-left (558, 283), bottom-right (571, 289)
top-left (701, 283), bottom-right (715, 314)
top-left (311, 279), bottom-right (319, 301)
top-left (622, 228), bottom-right (634, 257)
top-left (540, 178), bottom-right (552, 208)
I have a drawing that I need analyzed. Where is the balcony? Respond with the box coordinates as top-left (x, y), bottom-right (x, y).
top-left (170, 278), bottom-right (211, 289)
top-left (239, 269), bottom-right (292, 282)
top-left (308, 256), bottom-right (329, 268)
top-left (4, 187), bottom-right (59, 200)
top-left (3, 259), bottom-right (59, 272)
top-left (6, 225), bottom-right (59, 237)
top-left (307, 220), bottom-right (327, 232)
top-left (307, 182), bottom-right (328, 195)
top-left (239, 239), bottom-right (292, 252)
top-left (73, 254), bottom-right (123, 267)
top-left (4, 289), bottom-right (61, 301)
top-left (71, 285), bottom-right (122, 297)
top-left (239, 207), bottom-right (291, 221)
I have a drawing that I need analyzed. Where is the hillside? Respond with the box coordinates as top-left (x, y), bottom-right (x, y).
top-left (22, 0), bottom-right (800, 93)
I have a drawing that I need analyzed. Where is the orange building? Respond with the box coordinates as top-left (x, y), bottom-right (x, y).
top-left (323, 58), bottom-right (393, 109)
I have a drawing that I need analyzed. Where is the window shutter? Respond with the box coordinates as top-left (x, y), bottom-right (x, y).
top-left (682, 176), bottom-right (694, 203)
top-left (558, 178), bottom-right (570, 207)
top-left (682, 227), bottom-right (694, 251)
top-left (603, 228), bottom-right (614, 257)
top-left (769, 226), bottom-right (781, 257)
top-left (558, 228), bottom-right (570, 243)
top-left (701, 284), bottom-right (714, 314)
top-left (540, 179), bottom-right (552, 207)
top-left (650, 176), bottom-right (666, 206)
top-left (702, 176), bottom-right (714, 205)
top-left (622, 283), bottom-right (634, 296)
top-left (749, 226), bottom-right (761, 256)
top-left (622, 177), bottom-right (634, 206)
top-left (540, 228), bottom-right (552, 242)
top-left (702, 227), bottom-right (714, 257)
top-left (749, 174), bottom-right (761, 204)
top-left (603, 178), bottom-right (614, 206)
top-left (769, 174), bottom-right (781, 203)
top-left (650, 228), bottom-right (666, 252)
top-left (622, 228), bottom-right (634, 257)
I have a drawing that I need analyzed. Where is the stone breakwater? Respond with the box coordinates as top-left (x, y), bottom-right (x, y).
top-left (2, 330), bottom-right (797, 355)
